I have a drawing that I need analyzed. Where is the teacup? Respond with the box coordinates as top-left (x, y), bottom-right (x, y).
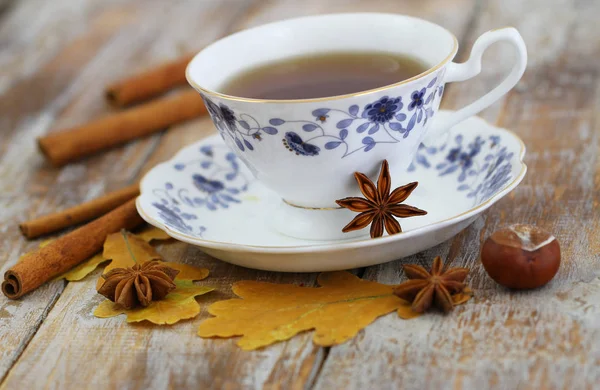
top-left (186, 13), bottom-right (527, 240)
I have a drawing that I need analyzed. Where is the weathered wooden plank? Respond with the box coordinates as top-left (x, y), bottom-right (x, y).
top-left (315, 0), bottom-right (600, 388)
top-left (0, 0), bottom-right (145, 381)
top-left (0, 0), bottom-right (253, 384)
top-left (0, 0), bottom-right (136, 95)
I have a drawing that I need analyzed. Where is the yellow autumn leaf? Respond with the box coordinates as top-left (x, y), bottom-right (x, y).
top-left (62, 253), bottom-right (108, 281)
top-left (94, 280), bottom-right (214, 325)
top-left (104, 230), bottom-right (162, 271)
top-left (199, 272), bottom-right (474, 349)
top-left (135, 225), bottom-right (172, 242)
top-left (168, 263), bottom-right (210, 281)
top-left (198, 271), bottom-right (405, 350)
top-left (452, 286), bottom-right (474, 305)
top-left (60, 226), bottom-right (170, 281)
top-left (95, 231), bottom-right (162, 289)
top-left (94, 230), bottom-right (209, 288)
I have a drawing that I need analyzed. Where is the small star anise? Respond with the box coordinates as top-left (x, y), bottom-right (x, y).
top-left (97, 261), bottom-right (180, 309)
top-left (335, 160), bottom-right (427, 238)
top-left (393, 256), bottom-right (469, 313)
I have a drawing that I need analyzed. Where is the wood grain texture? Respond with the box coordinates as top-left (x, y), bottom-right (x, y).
top-left (314, 0), bottom-right (600, 389)
top-left (1, 0), bottom-right (598, 388)
top-left (0, 0), bottom-right (481, 388)
top-left (0, 0), bottom-right (255, 384)
top-left (0, 0), bottom-right (143, 381)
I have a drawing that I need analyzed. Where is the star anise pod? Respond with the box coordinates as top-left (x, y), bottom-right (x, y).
top-left (393, 256), bottom-right (469, 313)
top-left (335, 160), bottom-right (427, 238)
top-left (97, 261), bottom-right (180, 309)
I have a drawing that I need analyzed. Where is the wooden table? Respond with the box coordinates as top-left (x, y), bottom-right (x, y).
top-left (1, 0), bottom-right (599, 388)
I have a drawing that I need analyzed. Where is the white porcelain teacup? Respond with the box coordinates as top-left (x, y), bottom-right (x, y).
top-left (187, 13), bottom-right (527, 240)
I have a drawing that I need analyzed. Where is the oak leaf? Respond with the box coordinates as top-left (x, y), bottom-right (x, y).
top-left (167, 263), bottom-right (210, 281)
top-left (62, 253), bottom-right (108, 281)
top-left (96, 230), bottom-right (210, 288)
top-left (200, 272), bottom-right (401, 350)
top-left (94, 280), bottom-right (213, 325)
top-left (61, 226), bottom-right (170, 281)
top-left (93, 229), bottom-right (212, 324)
top-left (199, 271), bottom-right (473, 349)
top-left (135, 225), bottom-right (172, 242)
top-left (94, 231), bottom-right (162, 289)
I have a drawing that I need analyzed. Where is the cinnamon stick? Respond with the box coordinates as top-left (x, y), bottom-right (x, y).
top-left (19, 183), bottom-right (140, 239)
top-left (38, 89), bottom-right (207, 166)
top-left (2, 199), bottom-right (144, 299)
top-left (105, 54), bottom-right (194, 107)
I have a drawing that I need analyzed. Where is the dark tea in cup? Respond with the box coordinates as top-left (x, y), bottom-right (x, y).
top-left (220, 52), bottom-right (428, 100)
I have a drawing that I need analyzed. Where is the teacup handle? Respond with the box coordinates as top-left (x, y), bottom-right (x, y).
top-left (423, 27), bottom-right (527, 145)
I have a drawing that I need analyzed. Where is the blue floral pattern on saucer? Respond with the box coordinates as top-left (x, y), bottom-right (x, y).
top-left (200, 76), bottom-right (443, 158)
top-left (150, 145), bottom-right (249, 234)
top-left (408, 134), bottom-right (514, 203)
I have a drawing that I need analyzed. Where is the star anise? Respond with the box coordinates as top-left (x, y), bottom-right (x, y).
top-left (97, 261), bottom-right (180, 309)
top-left (335, 160), bottom-right (427, 238)
top-left (393, 256), bottom-right (469, 313)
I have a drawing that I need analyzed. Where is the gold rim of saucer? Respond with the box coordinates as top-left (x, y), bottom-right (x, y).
top-left (185, 22), bottom-right (459, 104)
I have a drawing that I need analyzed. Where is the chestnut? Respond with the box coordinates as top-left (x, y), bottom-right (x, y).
top-left (481, 224), bottom-right (560, 289)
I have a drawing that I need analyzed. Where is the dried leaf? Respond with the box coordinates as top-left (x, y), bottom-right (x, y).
top-left (105, 231), bottom-right (161, 269)
top-left (198, 271), bottom-right (406, 350)
top-left (94, 280), bottom-right (213, 325)
top-left (135, 225), bottom-right (171, 242)
top-left (168, 263), bottom-right (210, 281)
top-left (95, 231), bottom-right (161, 289)
top-left (62, 253), bottom-right (108, 281)
top-left (93, 230), bottom-right (212, 323)
top-left (61, 225), bottom-right (170, 281)
top-left (451, 286), bottom-right (474, 305)
top-left (396, 303), bottom-right (423, 320)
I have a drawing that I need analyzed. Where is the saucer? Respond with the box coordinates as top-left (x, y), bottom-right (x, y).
top-left (137, 111), bottom-right (526, 272)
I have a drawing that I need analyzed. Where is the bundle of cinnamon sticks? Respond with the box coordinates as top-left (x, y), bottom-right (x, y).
top-left (4, 53), bottom-right (204, 299)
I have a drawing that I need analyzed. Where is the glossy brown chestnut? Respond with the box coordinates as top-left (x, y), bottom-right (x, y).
top-left (481, 224), bottom-right (560, 289)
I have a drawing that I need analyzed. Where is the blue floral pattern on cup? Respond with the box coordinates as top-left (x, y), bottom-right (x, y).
top-left (408, 134), bottom-right (514, 203)
top-left (201, 76), bottom-right (444, 157)
top-left (150, 145), bottom-right (249, 234)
